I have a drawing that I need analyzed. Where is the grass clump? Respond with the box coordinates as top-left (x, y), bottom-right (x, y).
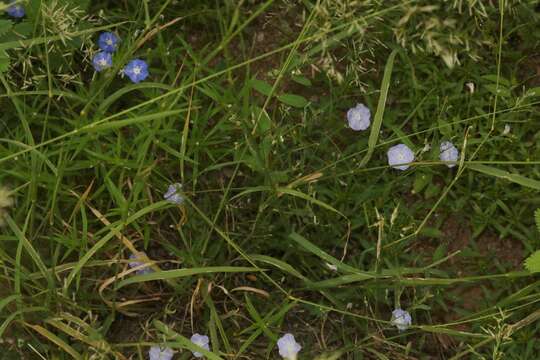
top-left (1, 0), bottom-right (540, 359)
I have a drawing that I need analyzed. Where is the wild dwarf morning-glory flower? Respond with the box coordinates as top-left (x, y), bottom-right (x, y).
top-left (128, 252), bottom-right (153, 275)
top-left (277, 333), bottom-right (301, 360)
top-left (148, 346), bottom-right (174, 360)
top-left (391, 308), bottom-right (412, 331)
top-left (439, 141), bottom-right (459, 168)
top-left (6, 3), bottom-right (25, 18)
top-left (346, 103), bottom-right (371, 131)
top-left (98, 32), bottom-right (119, 53)
top-left (124, 59), bottom-right (149, 83)
top-left (387, 143), bottom-right (415, 171)
top-left (92, 52), bottom-right (113, 72)
top-left (164, 183), bottom-right (183, 205)
top-left (190, 333), bottom-right (210, 358)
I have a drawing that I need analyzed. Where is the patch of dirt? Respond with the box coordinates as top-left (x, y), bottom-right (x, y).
top-left (414, 216), bottom-right (525, 335)
top-left (519, 55), bottom-right (540, 87)
top-left (416, 216), bottom-right (524, 272)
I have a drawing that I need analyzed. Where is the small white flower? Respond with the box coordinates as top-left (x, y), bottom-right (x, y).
top-left (325, 262), bottom-right (337, 271)
top-left (503, 124), bottom-right (511, 135)
top-left (190, 333), bottom-right (210, 358)
top-left (164, 183), bottom-right (184, 205)
top-left (128, 252), bottom-right (153, 275)
top-left (465, 82), bottom-right (475, 94)
top-left (439, 141), bottom-right (459, 168)
top-left (277, 333), bottom-right (301, 360)
top-left (346, 103), bottom-right (371, 131)
top-left (391, 308), bottom-right (412, 331)
top-left (148, 346), bottom-right (174, 360)
top-left (387, 144), bottom-right (415, 171)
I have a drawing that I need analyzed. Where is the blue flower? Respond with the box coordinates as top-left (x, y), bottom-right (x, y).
top-left (92, 52), bottom-right (112, 72)
top-left (391, 308), bottom-right (412, 331)
top-left (387, 143), bottom-right (415, 171)
top-left (346, 103), bottom-right (371, 131)
top-left (98, 32), bottom-right (119, 53)
top-left (277, 333), bottom-right (301, 360)
top-left (190, 333), bottom-right (210, 358)
top-left (6, 3), bottom-right (25, 18)
top-left (148, 346), bottom-right (174, 360)
top-left (164, 183), bottom-right (184, 205)
top-left (439, 141), bottom-right (459, 168)
top-left (128, 252), bottom-right (153, 275)
top-left (124, 59), bottom-right (149, 83)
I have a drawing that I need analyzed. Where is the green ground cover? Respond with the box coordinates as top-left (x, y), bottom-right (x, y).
top-left (0, 0), bottom-right (540, 359)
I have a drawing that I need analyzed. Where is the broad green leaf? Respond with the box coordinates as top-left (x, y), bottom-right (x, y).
top-left (291, 75), bottom-right (312, 86)
top-left (524, 251), bottom-right (540, 273)
top-left (481, 74), bottom-right (511, 87)
top-left (250, 78), bottom-right (273, 97)
top-left (277, 93), bottom-right (308, 108)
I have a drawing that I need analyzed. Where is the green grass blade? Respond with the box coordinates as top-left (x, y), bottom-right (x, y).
top-left (117, 266), bottom-right (261, 288)
top-left (468, 164), bottom-right (540, 190)
top-left (289, 232), bottom-right (370, 275)
top-left (5, 215), bottom-right (53, 288)
top-left (27, 324), bottom-right (83, 360)
top-left (359, 49), bottom-right (398, 167)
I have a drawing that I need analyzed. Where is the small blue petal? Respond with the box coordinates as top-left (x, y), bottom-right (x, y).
top-left (439, 141), bottom-right (459, 168)
top-left (92, 52), bottom-right (113, 72)
top-left (346, 103), bottom-right (371, 131)
top-left (124, 59), bottom-right (149, 83)
top-left (128, 252), bottom-right (154, 275)
top-left (391, 308), bottom-right (412, 331)
top-left (6, 4), bottom-right (25, 18)
top-left (148, 346), bottom-right (174, 360)
top-left (387, 143), bottom-right (415, 171)
top-left (190, 334), bottom-right (210, 358)
top-left (164, 183), bottom-right (183, 205)
top-left (98, 32), bottom-right (119, 53)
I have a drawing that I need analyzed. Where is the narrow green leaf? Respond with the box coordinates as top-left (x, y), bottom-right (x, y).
top-left (65, 201), bottom-right (165, 289)
top-left (249, 254), bottom-right (306, 280)
top-left (277, 188), bottom-right (345, 218)
top-left (0, 294), bottom-right (19, 313)
top-left (289, 232), bottom-right (368, 275)
top-left (359, 49), bottom-right (398, 167)
top-left (5, 215), bottom-right (53, 288)
top-left (86, 110), bottom-right (185, 133)
top-left (95, 82), bottom-right (174, 116)
top-left (28, 325), bottom-right (83, 360)
top-left (468, 164), bottom-right (540, 190)
top-left (117, 266), bottom-right (260, 288)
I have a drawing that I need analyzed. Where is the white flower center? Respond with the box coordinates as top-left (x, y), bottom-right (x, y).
top-left (106, 38), bottom-right (113, 46)
top-left (133, 66), bottom-right (141, 75)
top-left (99, 59), bottom-right (107, 66)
